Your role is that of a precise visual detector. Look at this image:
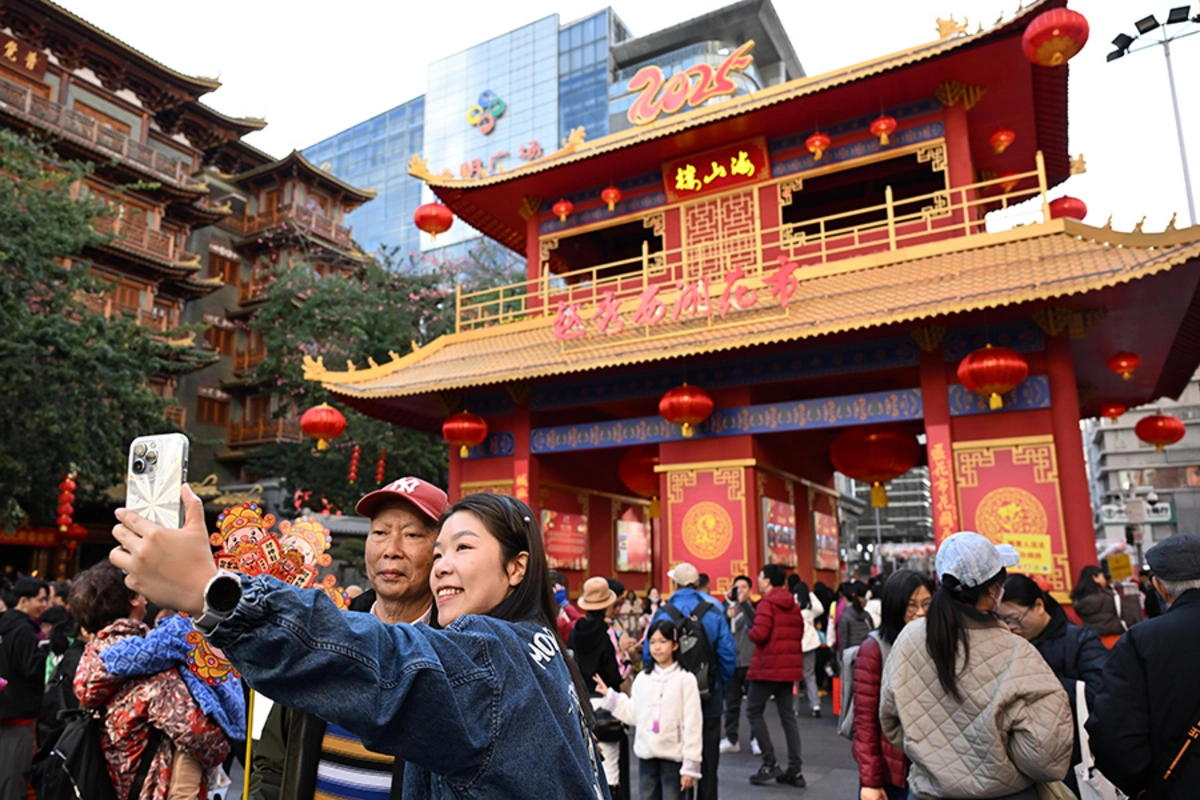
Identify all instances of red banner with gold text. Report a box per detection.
[664,466,749,597]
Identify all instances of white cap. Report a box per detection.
[667,562,700,588]
[936,532,1020,588]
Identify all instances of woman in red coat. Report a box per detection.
[853,569,932,800]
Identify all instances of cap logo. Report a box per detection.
[392,477,420,493]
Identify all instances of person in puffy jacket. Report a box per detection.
[1071,565,1141,639]
[880,533,1072,800]
[853,569,931,800]
[837,582,874,659]
[792,578,824,718]
[569,576,624,796]
[998,573,1108,797]
[745,564,805,788]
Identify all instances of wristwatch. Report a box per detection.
[192,570,243,635]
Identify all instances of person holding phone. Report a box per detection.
[111,488,610,799]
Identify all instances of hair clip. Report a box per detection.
[523,515,531,523]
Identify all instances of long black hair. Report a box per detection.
[1071,565,1106,602]
[879,569,933,645]
[1004,573,1062,616]
[925,568,1006,701]
[794,579,812,610]
[440,493,593,718]
[842,581,866,612]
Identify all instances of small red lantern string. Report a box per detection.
[601,186,622,212]
[1099,402,1126,420]
[348,445,361,484]
[806,132,831,161]
[57,472,78,533]
[870,115,898,146]
[375,448,387,486]
[989,129,1016,154]
[1107,352,1141,381]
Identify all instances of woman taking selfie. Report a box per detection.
[111,488,609,799]
[880,533,1072,799]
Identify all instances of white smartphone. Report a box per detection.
[126,433,189,528]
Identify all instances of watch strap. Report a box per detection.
[193,571,242,636]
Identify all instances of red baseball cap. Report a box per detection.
[355,477,449,525]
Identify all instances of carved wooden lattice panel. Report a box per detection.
[682,190,759,282]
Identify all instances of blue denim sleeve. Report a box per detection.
[205,575,494,784]
[101,613,189,677]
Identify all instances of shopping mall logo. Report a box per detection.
[466,90,506,135]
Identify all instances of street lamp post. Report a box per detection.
[1109,7,1200,226]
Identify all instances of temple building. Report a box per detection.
[306,1,1200,598]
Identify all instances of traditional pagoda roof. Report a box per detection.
[306,219,1200,427]
[409,0,1069,255]
[231,150,376,206]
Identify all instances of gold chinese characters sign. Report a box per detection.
[953,436,1073,599]
[2,32,47,79]
[662,136,771,203]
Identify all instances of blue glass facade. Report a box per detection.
[558,11,611,144]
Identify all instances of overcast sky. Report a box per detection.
[58,0,1200,230]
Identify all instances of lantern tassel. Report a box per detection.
[989,393,1004,410]
[317,438,329,451]
[871,483,888,508]
[1122,371,1133,381]
[607,200,616,211]
[460,445,469,458]
[880,132,890,146]
[1156,444,1166,453]
[682,423,693,438]
[649,497,661,518]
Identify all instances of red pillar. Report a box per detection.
[525,209,540,282]
[919,345,961,543]
[448,448,462,503]
[512,401,539,517]
[1045,332,1099,580]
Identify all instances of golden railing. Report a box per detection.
[455,153,1052,333]
[228,417,302,447]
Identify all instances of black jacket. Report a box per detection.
[1087,589,1200,798]
[0,609,47,719]
[568,614,621,698]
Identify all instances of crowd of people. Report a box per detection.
[1,472,1198,799]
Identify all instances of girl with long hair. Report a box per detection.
[879,533,1072,799]
[1071,564,1140,640]
[111,488,609,799]
[852,569,931,800]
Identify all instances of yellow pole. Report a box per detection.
[243,688,254,799]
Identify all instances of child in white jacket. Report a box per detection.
[595,619,703,799]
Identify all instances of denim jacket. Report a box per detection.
[206,576,610,799]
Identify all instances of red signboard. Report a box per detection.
[0,527,58,547]
[954,437,1073,598]
[665,467,749,597]
[762,497,797,568]
[1,33,47,79]
[928,429,960,543]
[616,515,652,573]
[541,509,589,571]
[813,511,840,572]
[662,137,771,203]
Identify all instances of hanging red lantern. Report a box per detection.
[659,383,714,438]
[63,523,87,541]
[413,202,454,240]
[59,477,76,494]
[552,199,573,222]
[998,171,1021,193]
[1108,352,1141,381]
[1135,414,1186,453]
[56,503,74,517]
[989,129,1016,155]
[1049,196,1087,221]
[618,445,660,517]
[829,427,921,508]
[443,411,488,458]
[869,115,898,146]
[1100,402,1127,421]
[376,447,387,485]
[300,403,347,450]
[957,344,1029,409]
[806,132,831,161]
[348,444,361,483]
[1022,8,1090,67]
[56,515,72,530]
[601,185,622,211]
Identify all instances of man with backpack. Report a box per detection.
[643,562,736,800]
[746,564,806,788]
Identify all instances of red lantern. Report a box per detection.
[552,199,574,222]
[56,504,74,517]
[1049,196,1087,221]
[59,492,75,505]
[300,403,347,450]
[618,445,660,516]
[59,478,76,493]
[601,185,622,212]
[443,411,488,458]
[998,171,1020,193]
[56,515,72,531]
[63,523,87,541]
[829,427,921,508]
[376,447,387,485]
[869,115,897,146]
[957,344,1029,409]
[659,383,714,438]
[1136,414,1186,453]
[413,202,454,240]
[989,129,1016,155]
[806,132,831,161]
[1108,352,1141,381]
[1100,402,1127,421]
[1022,8,1090,67]
[348,444,361,484]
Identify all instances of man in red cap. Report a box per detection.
[249,476,448,800]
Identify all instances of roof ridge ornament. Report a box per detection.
[936,15,969,40]
[1070,154,1087,175]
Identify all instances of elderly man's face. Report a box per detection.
[366,502,437,607]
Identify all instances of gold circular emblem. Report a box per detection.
[681,501,734,560]
[975,487,1048,542]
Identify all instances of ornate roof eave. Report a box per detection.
[90,240,204,279]
[231,150,376,203]
[304,218,1200,399]
[229,220,370,264]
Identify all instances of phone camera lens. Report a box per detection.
[132,459,147,474]
[146,450,158,464]
[133,443,147,457]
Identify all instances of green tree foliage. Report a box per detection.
[245,239,523,512]
[0,131,215,529]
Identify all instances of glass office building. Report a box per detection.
[306,1,799,264]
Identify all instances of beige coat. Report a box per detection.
[880,616,1072,799]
